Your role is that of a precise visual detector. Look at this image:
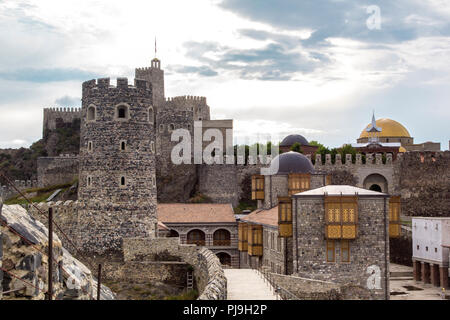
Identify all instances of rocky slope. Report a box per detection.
[0,202,115,300]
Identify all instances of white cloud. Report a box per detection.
[0,0,449,149]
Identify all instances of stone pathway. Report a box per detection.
[224,269,278,300]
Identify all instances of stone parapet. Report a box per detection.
[123,238,227,300]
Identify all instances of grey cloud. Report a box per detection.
[219,0,450,45]
[181,38,329,81]
[0,68,99,83]
[169,65,219,77]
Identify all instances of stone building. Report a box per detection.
[356,116,440,152]
[279,134,318,156]
[412,217,449,289]
[77,77,158,256]
[240,206,293,275]
[157,203,239,267]
[352,113,401,159]
[239,151,328,271]
[292,185,391,300]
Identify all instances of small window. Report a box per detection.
[148,107,154,122]
[159,124,164,133]
[87,106,96,121]
[169,123,175,132]
[118,107,126,118]
[120,176,126,186]
[426,246,428,251]
[435,248,437,253]
[116,104,129,120]
[341,240,350,262]
[120,141,126,151]
[417,245,419,250]
[187,124,191,130]
[87,176,92,187]
[326,240,335,262]
[88,141,93,152]
[150,141,155,153]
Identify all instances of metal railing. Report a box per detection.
[256,266,300,300]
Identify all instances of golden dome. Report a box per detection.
[359,118,411,139]
[399,146,406,153]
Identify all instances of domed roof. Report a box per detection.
[268,151,314,175]
[359,118,411,138]
[280,134,309,147]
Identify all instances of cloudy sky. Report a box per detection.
[0,0,449,149]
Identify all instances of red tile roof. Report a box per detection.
[241,206,278,227]
[157,203,236,223]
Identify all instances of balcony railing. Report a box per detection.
[213,239,231,246]
[187,239,205,246]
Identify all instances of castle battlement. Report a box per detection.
[166,95,207,103]
[44,107,81,113]
[307,153,397,167]
[82,77,150,92]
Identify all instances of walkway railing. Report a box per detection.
[256,266,300,300]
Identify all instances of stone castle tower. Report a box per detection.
[135,58,165,107]
[77,77,158,255]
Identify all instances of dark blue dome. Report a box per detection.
[280,134,309,147]
[268,151,314,175]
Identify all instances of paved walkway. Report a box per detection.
[224,269,278,300]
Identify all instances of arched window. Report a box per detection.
[88,141,93,152]
[148,107,154,122]
[87,106,96,121]
[169,123,175,132]
[120,176,126,186]
[87,176,92,187]
[213,229,231,246]
[120,141,126,151]
[187,229,205,246]
[159,124,164,133]
[115,104,129,120]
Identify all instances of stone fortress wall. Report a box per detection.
[43,107,81,134]
[37,154,79,187]
[1,180,38,200]
[122,237,227,300]
[305,151,450,217]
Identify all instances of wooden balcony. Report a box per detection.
[187,239,206,246]
[213,239,231,246]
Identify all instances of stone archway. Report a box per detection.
[169,229,179,237]
[216,252,231,266]
[363,173,388,193]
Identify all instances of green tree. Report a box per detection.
[290,142,303,153]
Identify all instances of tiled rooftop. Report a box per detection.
[157,203,236,223]
[241,206,278,227]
